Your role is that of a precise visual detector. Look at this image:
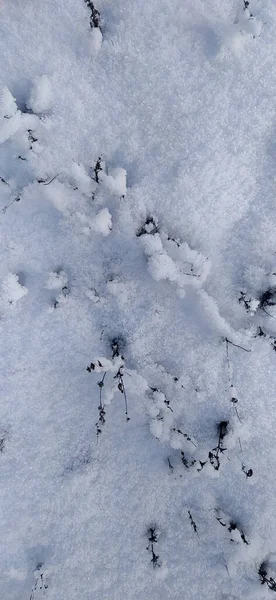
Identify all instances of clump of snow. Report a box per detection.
[0,86,21,144]
[85,288,100,303]
[100,167,127,196]
[27,75,52,114]
[239,6,262,38]
[141,232,163,255]
[0,87,17,118]
[148,252,178,282]
[147,389,174,444]
[2,274,28,305]
[71,162,96,197]
[91,207,112,236]
[46,270,68,290]
[197,288,247,344]
[76,208,112,236]
[141,231,210,289]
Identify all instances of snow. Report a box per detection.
[91,207,112,236]
[1,87,17,118]
[2,273,28,305]
[99,167,127,196]
[46,270,68,290]
[88,27,103,55]
[1,0,276,599]
[27,75,52,114]
[71,162,96,197]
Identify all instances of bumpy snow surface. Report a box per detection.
[1,1,276,599]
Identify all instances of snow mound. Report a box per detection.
[100,167,127,196]
[27,75,52,114]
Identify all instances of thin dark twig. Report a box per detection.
[1,196,20,214]
[188,510,200,538]
[262,307,276,321]
[225,338,251,352]
[38,174,59,186]
[99,371,107,408]
[225,339,242,422]
[172,427,197,447]
[117,368,129,421]
[224,563,230,577]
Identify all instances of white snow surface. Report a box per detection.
[1,1,276,599]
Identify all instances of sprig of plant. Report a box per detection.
[29,563,48,600]
[96,372,107,439]
[225,339,242,422]
[172,427,197,447]
[93,156,102,183]
[216,511,249,545]
[1,195,20,214]
[114,365,130,422]
[259,561,276,591]
[84,1,101,29]
[27,129,38,150]
[188,510,199,538]
[146,527,161,568]
[259,287,276,320]
[208,421,229,471]
[242,463,253,478]
[181,451,196,469]
[136,217,158,237]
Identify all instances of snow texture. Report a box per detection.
[0,1,276,599]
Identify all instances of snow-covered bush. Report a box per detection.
[87,339,130,438]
